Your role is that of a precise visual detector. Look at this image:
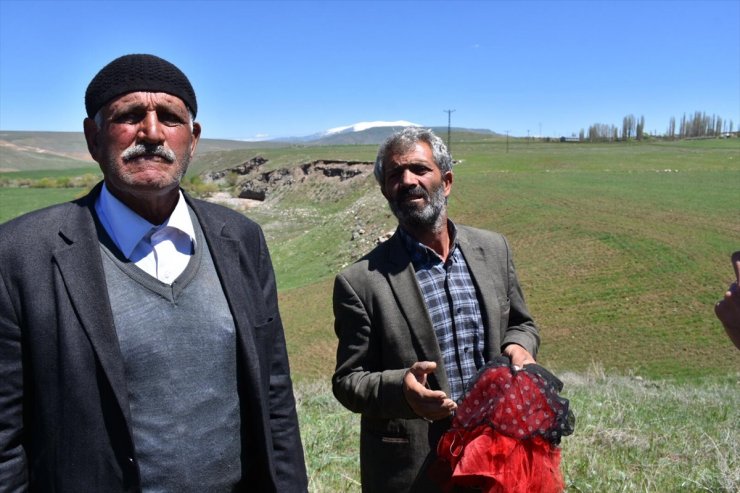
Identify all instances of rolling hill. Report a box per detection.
[0,122,503,172]
[3,129,738,493]
[1,131,739,382]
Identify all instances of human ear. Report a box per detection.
[443,171,454,196]
[83,118,101,162]
[189,122,202,156]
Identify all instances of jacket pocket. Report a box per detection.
[381,436,410,444]
[362,416,414,445]
[360,418,428,492]
[253,316,279,345]
[252,316,280,381]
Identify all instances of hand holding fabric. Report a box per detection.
[432,357,575,493]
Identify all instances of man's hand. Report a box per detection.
[715,251,740,350]
[403,361,457,422]
[503,343,536,368]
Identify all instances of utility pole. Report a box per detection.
[505,130,510,153]
[444,109,456,154]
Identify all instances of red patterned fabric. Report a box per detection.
[432,358,574,493]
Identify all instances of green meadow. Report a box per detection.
[266,139,740,381]
[1,137,738,491]
[0,186,89,222]
[268,138,740,491]
[297,368,738,492]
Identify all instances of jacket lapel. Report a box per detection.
[384,232,450,395]
[54,188,131,422]
[187,199,263,395]
[456,228,500,361]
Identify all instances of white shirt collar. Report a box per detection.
[95,183,196,260]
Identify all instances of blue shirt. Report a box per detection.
[399,223,485,402]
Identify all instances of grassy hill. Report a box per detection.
[267,138,740,381]
[2,134,739,491]
[1,136,738,381]
[0,130,290,172]
[0,131,92,171]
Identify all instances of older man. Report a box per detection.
[332,127,540,492]
[0,54,307,492]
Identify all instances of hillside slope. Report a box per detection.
[2,135,739,380]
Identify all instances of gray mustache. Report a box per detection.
[398,187,428,201]
[121,144,176,163]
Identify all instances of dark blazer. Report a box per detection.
[0,184,308,492]
[332,225,539,493]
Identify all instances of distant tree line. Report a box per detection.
[580,112,734,143]
[668,112,734,139]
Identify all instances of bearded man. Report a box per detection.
[0,54,307,492]
[332,127,540,492]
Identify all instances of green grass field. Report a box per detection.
[3,139,737,378]
[271,140,739,491]
[0,187,89,222]
[297,369,739,492]
[270,139,740,381]
[2,137,739,492]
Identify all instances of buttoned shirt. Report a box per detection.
[95,184,196,284]
[399,223,485,402]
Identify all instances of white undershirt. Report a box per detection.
[95,183,196,284]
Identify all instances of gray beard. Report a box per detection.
[389,184,447,233]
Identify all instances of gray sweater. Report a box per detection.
[99,213,241,492]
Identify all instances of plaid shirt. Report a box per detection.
[399,223,485,402]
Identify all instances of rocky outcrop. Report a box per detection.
[299,160,372,181]
[206,156,268,181]
[206,157,374,202]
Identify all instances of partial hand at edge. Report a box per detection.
[715,251,740,350]
[402,361,457,422]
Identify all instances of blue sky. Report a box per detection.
[1,0,738,140]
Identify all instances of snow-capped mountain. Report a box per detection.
[267,120,424,144]
[247,121,497,145]
[323,120,421,136]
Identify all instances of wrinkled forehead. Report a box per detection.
[386,141,434,165]
[101,91,190,115]
[383,138,417,162]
